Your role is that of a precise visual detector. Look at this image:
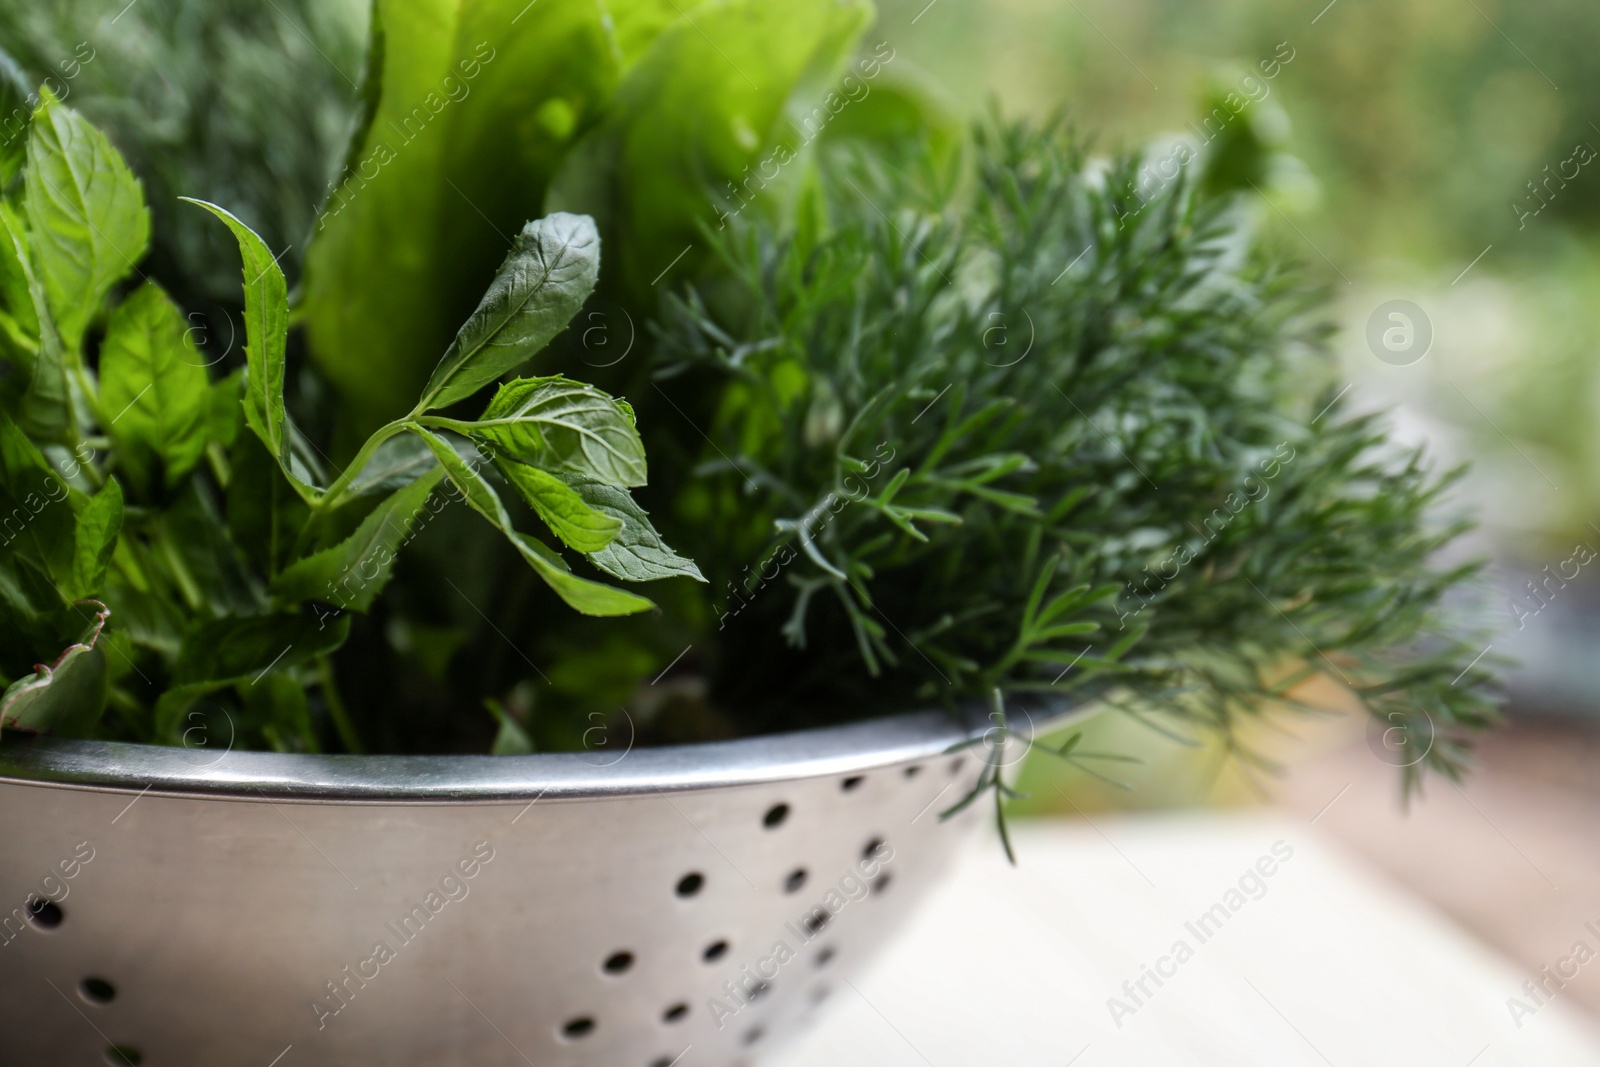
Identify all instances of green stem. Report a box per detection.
[318,657,363,754]
[313,418,411,514]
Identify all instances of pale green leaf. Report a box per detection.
[179,198,303,492]
[469,374,647,487]
[23,90,149,351]
[417,213,600,413]
[0,600,108,735]
[568,479,703,583]
[409,425,652,616]
[498,460,620,554]
[99,281,211,488]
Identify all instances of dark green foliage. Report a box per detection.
[641,119,1497,793]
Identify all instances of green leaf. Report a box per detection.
[548,0,870,297]
[66,478,121,600]
[468,375,647,487]
[0,199,68,441]
[23,90,149,351]
[273,467,446,610]
[179,198,309,495]
[0,600,108,735]
[301,0,645,430]
[568,479,704,583]
[99,281,211,489]
[0,414,78,584]
[410,425,652,616]
[497,461,620,554]
[486,698,534,755]
[172,612,351,688]
[0,47,34,186]
[348,432,437,497]
[510,529,658,617]
[417,213,600,413]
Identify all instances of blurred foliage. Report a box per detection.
[0,0,367,306]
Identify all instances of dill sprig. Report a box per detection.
[643,118,1498,824]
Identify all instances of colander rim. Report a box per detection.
[0,702,1080,804]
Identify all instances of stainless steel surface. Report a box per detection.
[0,708,1010,1066]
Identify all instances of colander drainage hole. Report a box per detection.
[676,872,705,898]
[104,1046,141,1066]
[27,898,63,929]
[903,764,922,778]
[603,951,634,975]
[703,939,730,963]
[743,1025,765,1046]
[783,868,807,893]
[650,1058,674,1067]
[814,945,836,968]
[872,873,893,895]
[861,837,885,861]
[840,775,864,792]
[663,1002,689,1023]
[801,910,830,936]
[561,1016,596,1040]
[949,756,966,775]
[81,978,116,1004]
[762,803,789,829]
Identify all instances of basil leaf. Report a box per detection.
[497,460,620,554]
[180,198,315,497]
[0,200,68,441]
[417,213,600,413]
[0,47,33,186]
[66,478,121,600]
[568,479,704,583]
[410,425,652,616]
[273,466,446,611]
[0,600,108,735]
[161,479,265,617]
[469,374,646,488]
[24,90,149,351]
[99,281,211,489]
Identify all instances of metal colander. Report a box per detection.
[0,707,1007,1066]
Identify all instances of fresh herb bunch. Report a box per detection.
[0,94,696,749]
[632,120,1496,795]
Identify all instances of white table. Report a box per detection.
[768,812,1600,1066]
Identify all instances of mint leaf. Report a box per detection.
[410,425,653,616]
[498,461,620,554]
[0,601,109,735]
[24,91,150,351]
[66,479,122,600]
[180,198,310,496]
[568,480,704,583]
[417,213,601,413]
[348,432,438,497]
[99,281,211,489]
[469,374,647,488]
[273,467,445,611]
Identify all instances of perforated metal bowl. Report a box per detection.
[0,706,1010,1066]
